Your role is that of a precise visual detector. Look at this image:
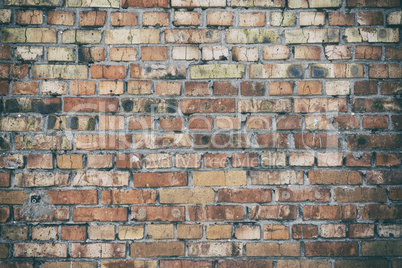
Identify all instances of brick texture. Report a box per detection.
[0,0,400,266]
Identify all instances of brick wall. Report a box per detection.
[0,0,401,267]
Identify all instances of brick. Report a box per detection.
[79,47,105,62]
[349,224,374,238]
[12,82,37,95]
[133,172,187,187]
[193,171,246,186]
[0,10,12,23]
[0,207,10,222]
[277,115,301,129]
[361,204,401,220]
[160,188,214,204]
[250,64,304,79]
[13,243,67,258]
[189,206,244,221]
[0,191,27,205]
[285,29,339,43]
[195,133,243,149]
[357,11,383,25]
[206,225,232,240]
[66,0,119,7]
[289,152,314,166]
[246,116,271,130]
[202,46,229,61]
[166,30,219,44]
[232,152,258,167]
[321,224,346,238]
[378,224,402,238]
[239,99,291,113]
[102,189,156,204]
[204,153,227,168]
[263,225,289,240]
[333,116,359,130]
[102,261,155,268]
[239,12,265,27]
[48,11,74,25]
[73,171,129,186]
[218,189,271,203]
[143,12,169,26]
[189,243,241,257]
[182,99,235,113]
[345,28,399,43]
[334,260,388,268]
[131,64,186,80]
[271,12,296,26]
[235,226,260,240]
[278,261,330,268]
[295,46,321,60]
[232,0,284,7]
[309,170,362,185]
[174,11,200,26]
[276,187,330,202]
[80,11,106,27]
[99,115,124,130]
[105,29,160,44]
[172,0,226,7]
[57,155,83,169]
[177,224,203,239]
[377,153,401,166]
[128,116,153,130]
[191,65,244,79]
[385,47,402,60]
[33,65,87,79]
[292,225,318,239]
[141,47,167,61]
[227,29,280,43]
[147,224,174,240]
[250,170,303,185]
[70,81,96,95]
[347,134,401,150]
[63,30,102,44]
[246,243,300,257]
[354,81,377,95]
[89,225,115,240]
[305,242,358,257]
[317,152,343,166]
[76,135,132,150]
[156,82,181,96]
[175,154,201,168]
[387,11,402,25]
[122,0,168,7]
[131,242,185,257]
[356,45,382,60]
[329,12,354,26]
[263,46,289,60]
[346,153,372,167]
[48,190,97,205]
[71,243,125,258]
[362,241,402,256]
[2,28,56,43]
[325,45,351,60]
[289,0,341,8]
[367,170,402,185]
[214,81,237,95]
[0,64,29,79]
[303,205,357,220]
[73,208,127,222]
[118,225,144,240]
[2,225,28,240]
[295,133,339,149]
[249,205,297,220]
[207,11,233,26]
[232,47,258,62]
[32,226,58,240]
[172,46,199,60]
[185,82,209,96]
[15,172,69,187]
[16,10,42,25]
[300,12,325,26]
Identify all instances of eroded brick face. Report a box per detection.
[0,0,401,265]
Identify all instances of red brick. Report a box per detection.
[141,47,168,61]
[48,190,97,205]
[133,172,187,187]
[349,224,375,238]
[361,205,402,220]
[218,189,271,203]
[329,12,354,26]
[189,206,244,221]
[73,208,127,222]
[102,189,156,204]
[376,153,401,166]
[189,116,213,130]
[303,205,357,220]
[71,243,125,258]
[249,205,297,220]
[357,11,383,25]
[111,12,137,26]
[305,242,358,257]
[240,81,265,96]
[91,65,125,79]
[213,81,237,95]
[79,11,106,27]
[269,81,293,95]
[354,81,377,95]
[346,153,372,167]
[61,226,86,241]
[131,242,184,258]
[161,261,213,268]
[277,115,301,130]
[292,225,318,239]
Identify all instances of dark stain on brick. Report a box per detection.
[47,115,57,129]
[357,137,368,146]
[378,29,387,38]
[67,116,79,130]
[287,65,304,78]
[350,65,359,76]
[5,99,19,113]
[78,48,91,62]
[122,99,133,112]
[201,135,211,145]
[166,100,177,113]
[87,117,95,130]
[0,137,10,150]
[311,66,328,78]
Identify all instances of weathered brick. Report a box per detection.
[305,242,358,257]
[189,206,244,221]
[71,243,125,258]
[193,171,246,186]
[285,29,339,43]
[189,243,241,257]
[292,225,318,239]
[2,28,56,43]
[271,12,296,26]
[73,171,129,186]
[227,29,279,43]
[73,208,127,222]
[206,225,232,240]
[303,205,357,220]
[250,64,304,78]
[14,243,67,258]
[246,243,300,257]
[249,205,297,220]
[131,242,184,257]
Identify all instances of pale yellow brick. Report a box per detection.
[118,225,144,240]
[345,28,399,43]
[193,171,247,186]
[42,81,67,95]
[174,11,200,26]
[0,9,12,23]
[62,30,102,44]
[300,12,325,26]
[202,46,229,61]
[160,188,215,204]
[105,29,160,44]
[227,29,279,43]
[147,224,174,240]
[2,28,56,43]
[285,29,340,43]
[89,225,115,240]
[16,46,43,61]
[232,47,258,62]
[32,65,88,80]
[271,12,296,27]
[172,46,199,60]
[191,64,245,79]
[48,47,74,62]
[326,81,350,95]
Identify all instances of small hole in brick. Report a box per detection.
[31,195,41,204]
